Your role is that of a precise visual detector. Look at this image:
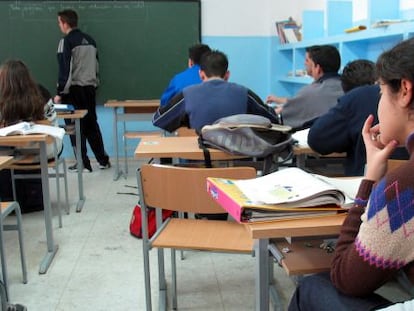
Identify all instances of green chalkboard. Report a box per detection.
[0,1,201,103]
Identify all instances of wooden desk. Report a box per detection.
[293,144,346,169]
[57,110,87,212]
[105,100,160,180]
[0,135,58,274]
[246,214,346,311]
[292,128,346,169]
[0,156,13,170]
[135,136,247,161]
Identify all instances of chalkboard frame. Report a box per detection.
[0,0,202,103]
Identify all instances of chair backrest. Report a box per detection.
[139,164,256,214]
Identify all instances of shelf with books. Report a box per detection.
[273,21,414,97]
[275,17,301,45]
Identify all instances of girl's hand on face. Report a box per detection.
[362,115,398,181]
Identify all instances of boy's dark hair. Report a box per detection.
[200,50,228,78]
[340,59,376,92]
[58,9,78,28]
[189,44,211,65]
[306,45,341,74]
[376,37,414,95]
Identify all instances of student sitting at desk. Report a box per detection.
[153,50,279,133]
[160,43,211,107]
[0,59,62,159]
[308,59,409,176]
[288,37,414,311]
[266,45,344,130]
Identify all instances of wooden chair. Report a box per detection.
[138,164,257,310]
[0,201,27,301]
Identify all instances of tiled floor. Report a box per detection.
[1,159,296,311]
[2,159,412,310]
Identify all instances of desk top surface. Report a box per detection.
[0,133,49,144]
[104,99,160,108]
[56,109,87,119]
[135,136,248,161]
[293,144,346,157]
[246,213,346,239]
[0,156,13,169]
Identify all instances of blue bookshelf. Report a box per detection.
[272,0,409,97]
[327,1,353,36]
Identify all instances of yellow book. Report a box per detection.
[206,168,356,223]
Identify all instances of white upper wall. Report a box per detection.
[202,0,323,37]
[354,0,414,22]
[402,0,414,9]
[201,0,272,36]
[201,0,414,37]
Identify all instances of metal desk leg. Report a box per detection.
[39,142,58,274]
[296,154,306,169]
[255,238,270,311]
[112,107,124,180]
[75,118,86,212]
[156,209,167,311]
[122,117,128,177]
[268,243,284,311]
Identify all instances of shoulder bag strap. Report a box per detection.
[197,135,212,168]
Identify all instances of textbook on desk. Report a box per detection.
[0,122,65,140]
[207,167,361,223]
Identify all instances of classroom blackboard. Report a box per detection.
[0,1,201,103]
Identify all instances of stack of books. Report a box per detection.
[54,104,75,114]
[276,17,301,44]
[207,167,361,223]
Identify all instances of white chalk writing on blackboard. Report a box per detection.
[9,2,145,18]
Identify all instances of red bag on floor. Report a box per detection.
[129,204,174,238]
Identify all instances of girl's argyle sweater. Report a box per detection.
[331,133,414,296]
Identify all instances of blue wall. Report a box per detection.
[202,36,272,99]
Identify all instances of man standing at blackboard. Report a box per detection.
[54,9,110,172]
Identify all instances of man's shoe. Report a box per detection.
[99,161,111,169]
[68,163,77,171]
[68,163,92,173]
[7,303,27,311]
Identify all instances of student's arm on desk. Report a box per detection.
[152,93,188,132]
